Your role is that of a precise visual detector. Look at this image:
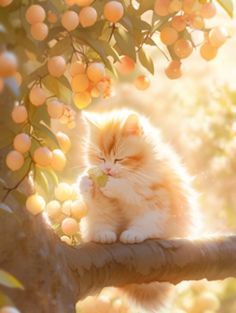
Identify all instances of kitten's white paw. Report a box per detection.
[120,229,147,243]
[92,230,117,243]
[79,175,94,198]
[100,176,119,198]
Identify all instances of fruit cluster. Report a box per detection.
[155,0,229,79]
[26,182,87,244]
[70,61,112,109]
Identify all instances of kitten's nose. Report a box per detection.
[104,167,112,175]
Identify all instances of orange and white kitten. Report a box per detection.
[78,109,200,312]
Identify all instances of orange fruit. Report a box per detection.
[174,38,193,58]
[200,42,218,61]
[171,15,186,32]
[13,133,31,153]
[0,0,13,6]
[73,92,91,109]
[154,0,170,16]
[134,75,150,90]
[168,0,182,13]
[26,193,45,215]
[103,1,124,23]
[71,199,88,219]
[56,132,71,153]
[116,55,135,75]
[71,74,89,92]
[47,100,64,119]
[47,56,66,78]
[61,10,79,31]
[25,4,46,24]
[31,22,48,41]
[74,0,94,6]
[29,86,46,106]
[79,6,97,27]
[70,61,86,76]
[209,27,228,48]
[11,106,28,124]
[6,150,24,171]
[55,182,73,201]
[200,2,216,19]
[33,147,52,167]
[160,26,178,45]
[61,217,78,235]
[46,200,61,219]
[165,60,182,79]
[51,149,67,171]
[86,62,105,82]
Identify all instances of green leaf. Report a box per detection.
[0,203,13,214]
[42,75,71,104]
[0,270,24,290]
[217,0,234,17]
[138,0,155,13]
[0,291,13,307]
[41,168,58,187]
[49,37,72,57]
[34,121,59,150]
[114,28,136,61]
[138,48,154,74]
[35,168,49,193]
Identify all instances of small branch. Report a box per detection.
[108,24,116,43]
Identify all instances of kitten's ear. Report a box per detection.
[123,114,142,136]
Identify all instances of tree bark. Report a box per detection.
[1,200,236,313]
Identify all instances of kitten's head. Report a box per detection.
[82,110,155,180]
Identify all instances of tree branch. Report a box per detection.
[66,235,236,300]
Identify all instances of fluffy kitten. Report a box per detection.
[78,109,200,312]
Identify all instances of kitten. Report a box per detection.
[78,109,200,312]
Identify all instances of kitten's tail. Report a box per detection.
[120,282,174,313]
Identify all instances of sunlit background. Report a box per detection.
[53,5,236,313]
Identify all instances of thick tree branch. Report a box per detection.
[67,234,236,300]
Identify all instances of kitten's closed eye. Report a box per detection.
[98,156,105,162]
[114,158,124,163]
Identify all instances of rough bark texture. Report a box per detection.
[1,201,236,313]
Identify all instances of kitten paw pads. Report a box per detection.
[120,230,147,243]
[92,230,117,243]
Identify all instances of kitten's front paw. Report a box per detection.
[92,230,117,243]
[100,176,119,199]
[120,229,147,243]
[79,175,94,198]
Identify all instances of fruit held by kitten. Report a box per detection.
[88,167,108,187]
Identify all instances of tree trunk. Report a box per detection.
[1,200,236,313]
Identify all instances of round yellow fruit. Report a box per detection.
[174,38,193,58]
[6,150,24,171]
[61,200,72,215]
[0,0,13,7]
[73,92,91,109]
[79,6,97,27]
[70,61,86,76]
[33,147,52,167]
[0,306,21,313]
[61,217,78,235]
[87,62,105,83]
[54,182,73,201]
[26,193,45,215]
[31,22,48,41]
[51,149,66,171]
[46,200,61,219]
[71,74,89,92]
[56,132,71,153]
[64,0,76,6]
[29,86,46,106]
[71,199,88,219]
[116,55,135,75]
[0,51,18,77]
[165,60,182,79]
[154,0,170,16]
[168,0,182,13]
[47,56,66,78]
[195,292,220,311]
[103,1,124,23]
[200,42,218,61]
[60,235,72,245]
[47,100,64,119]
[13,133,31,153]
[61,10,79,31]
[209,27,228,48]
[134,75,150,90]
[25,4,46,24]
[74,0,94,6]
[11,106,28,124]
[200,2,216,19]
[171,15,186,32]
[160,26,178,45]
